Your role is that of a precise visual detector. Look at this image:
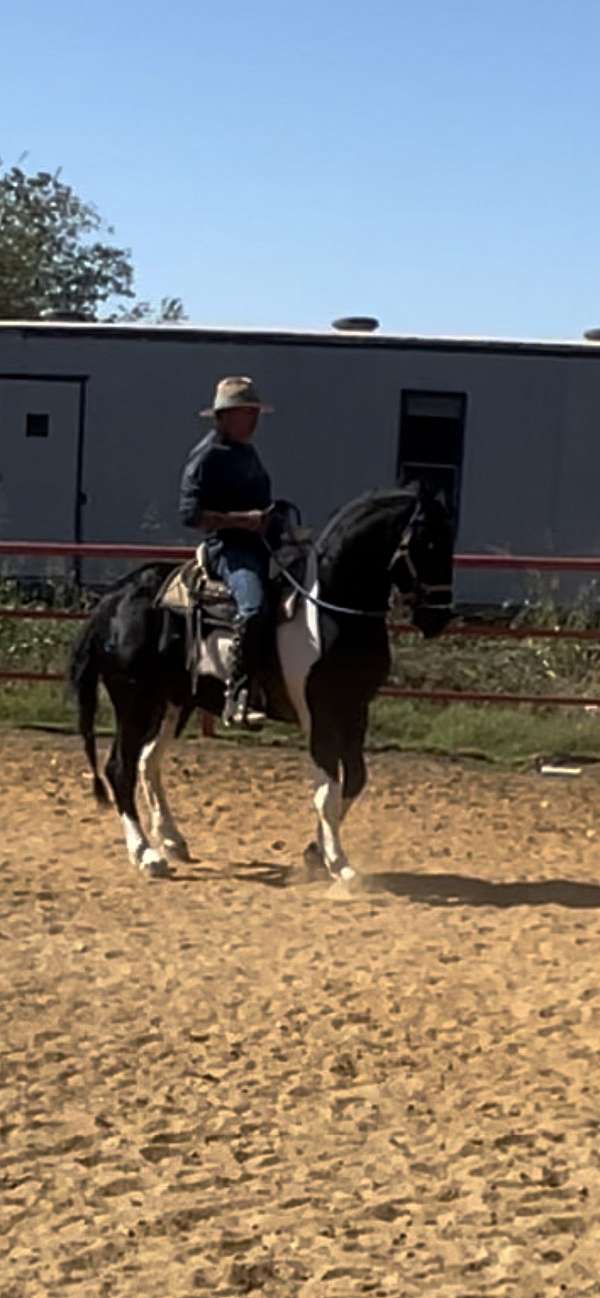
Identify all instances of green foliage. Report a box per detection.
[0,581,76,671]
[389,576,600,699]
[2,575,600,766]
[0,163,185,323]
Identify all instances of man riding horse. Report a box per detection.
[179,375,279,731]
[72,471,454,880]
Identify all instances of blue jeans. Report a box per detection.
[212,542,269,619]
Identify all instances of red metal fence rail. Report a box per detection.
[3,540,600,572]
[2,539,600,572]
[2,541,600,709]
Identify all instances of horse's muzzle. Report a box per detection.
[412,600,453,640]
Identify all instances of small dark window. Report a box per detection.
[26,413,49,438]
[397,390,467,533]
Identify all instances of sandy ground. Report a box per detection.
[2,730,600,1297]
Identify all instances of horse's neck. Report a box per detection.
[317,504,400,612]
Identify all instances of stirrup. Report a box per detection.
[222,686,265,732]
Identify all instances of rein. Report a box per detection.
[264,500,451,618]
[265,538,391,619]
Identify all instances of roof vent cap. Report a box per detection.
[331,315,380,333]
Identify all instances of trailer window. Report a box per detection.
[26,413,50,438]
[396,390,466,531]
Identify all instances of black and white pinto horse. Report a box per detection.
[70,486,454,883]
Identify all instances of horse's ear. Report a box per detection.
[416,480,448,511]
[408,477,433,507]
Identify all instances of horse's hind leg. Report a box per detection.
[105,698,170,878]
[138,702,189,862]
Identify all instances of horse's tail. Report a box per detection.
[68,618,110,807]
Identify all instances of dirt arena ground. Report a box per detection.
[2,730,600,1297]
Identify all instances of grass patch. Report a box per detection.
[0,682,77,729]
[368,698,600,766]
[6,683,599,772]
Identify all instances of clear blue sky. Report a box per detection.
[3,0,600,338]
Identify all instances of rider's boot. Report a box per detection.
[222,614,266,730]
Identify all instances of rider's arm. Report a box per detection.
[179,439,271,533]
[199,509,268,534]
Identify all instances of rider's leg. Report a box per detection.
[213,546,268,728]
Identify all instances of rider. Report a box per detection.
[179,375,274,729]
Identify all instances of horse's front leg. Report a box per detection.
[305,702,368,881]
[312,768,356,881]
[138,703,190,862]
[308,714,356,880]
[303,792,355,874]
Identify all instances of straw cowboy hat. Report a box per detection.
[200,375,274,417]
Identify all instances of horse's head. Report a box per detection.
[389,487,454,639]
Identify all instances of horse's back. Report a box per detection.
[73,563,177,678]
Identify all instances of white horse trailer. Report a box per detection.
[1,319,600,605]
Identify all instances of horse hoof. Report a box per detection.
[327,868,362,900]
[139,850,171,879]
[163,838,190,863]
[326,863,361,896]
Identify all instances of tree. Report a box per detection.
[0,164,186,323]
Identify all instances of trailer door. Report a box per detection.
[0,378,84,541]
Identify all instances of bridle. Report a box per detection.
[265,500,452,618]
[389,521,419,584]
[388,507,453,612]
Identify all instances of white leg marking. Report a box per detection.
[120,813,170,877]
[121,811,148,863]
[138,704,189,860]
[305,793,355,872]
[313,766,355,881]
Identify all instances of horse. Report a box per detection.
[69,485,454,883]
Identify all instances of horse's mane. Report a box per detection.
[315,486,420,558]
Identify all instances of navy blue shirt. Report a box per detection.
[179,429,272,552]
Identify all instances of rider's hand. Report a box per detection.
[244,509,270,533]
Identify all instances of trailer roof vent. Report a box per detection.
[584,327,600,341]
[41,310,92,322]
[331,315,380,333]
